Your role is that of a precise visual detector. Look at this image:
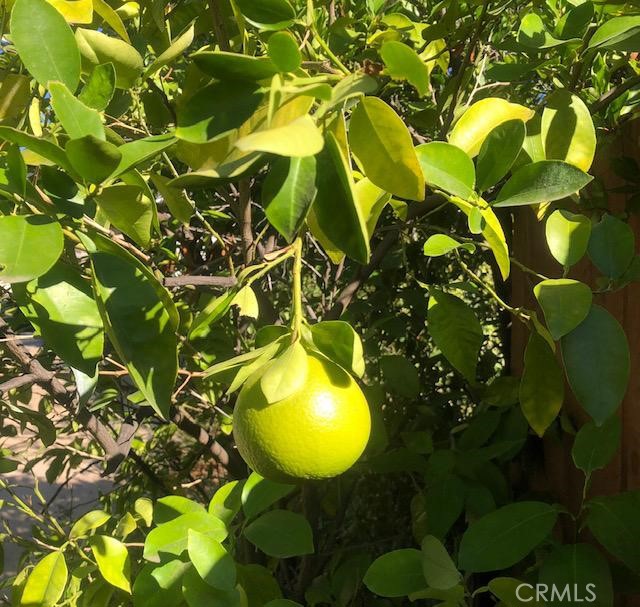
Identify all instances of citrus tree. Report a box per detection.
[1,0,639,605]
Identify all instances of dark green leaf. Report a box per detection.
[427,289,483,383]
[380,354,419,398]
[587,214,635,279]
[268,32,302,72]
[561,305,629,425]
[114,133,176,177]
[244,510,313,558]
[458,502,558,572]
[416,142,476,199]
[194,51,278,81]
[79,63,116,111]
[533,278,592,340]
[572,416,621,477]
[65,135,121,183]
[588,16,640,51]
[235,0,295,30]
[363,549,426,597]
[476,120,525,192]
[11,0,80,91]
[421,536,461,590]
[494,160,593,207]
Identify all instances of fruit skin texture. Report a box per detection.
[233,352,371,483]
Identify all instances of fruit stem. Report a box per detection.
[291,237,303,341]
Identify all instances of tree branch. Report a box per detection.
[163,275,237,288]
[591,74,640,114]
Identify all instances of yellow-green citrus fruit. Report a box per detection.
[233,353,371,483]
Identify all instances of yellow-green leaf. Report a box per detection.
[235,115,324,157]
[19,552,68,607]
[89,535,132,593]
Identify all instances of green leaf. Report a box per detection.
[520,331,564,437]
[235,115,324,157]
[208,480,244,526]
[310,321,365,378]
[95,184,154,247]
[416,142,475,199]
[0,127,73,173]
[494,160,593,207]
[235,0,295,30]
[572,416,621,477]
[11,0,80,91]
[517,13,574,48]
[380,41,430,96]
[354,177,391,237]
[65,135,121,183]
[134,497,154,527]
[533,279,592,340]
[79,62,116,111]
[189,290,238,340]
[539,544,613,607]
[49,81,104,140]
[176,81,263,144]
[265,601,303,607]
[476,120,526,192]
[585,491,640,571]
[349,97,425,201]
[458,501,558,572]
[241,472,295,519]
[143,511,227,562]
[317,73,378,118]
[542,90,596,172]
[19,552,68,607]
[133,560,190,607]
[188,530,236,590]
[231,285,259,319]
[363,549,427,597]
[75,28,143,89]
[268,32,302,72]
[69,510,111,539]
[423,234,476,256]
[154,496,205,524]
[114,133,177,177]
[449,98,534,157]
[427,289,483,383]
[13,264,103,379]
[310,132,370,264]
[587,214,635,279]
[561,305,630,425]
[421,536,461,590]
[182,567,242,607]
[557,2,595,40]
[488,577,541,606]
[193,51,278,81]
[89,536,131,593]
[260,341,308,403]
[262,155,317,242]
[588,16,640,51]
[144,23,195,78]
[244,509,313,558]
[84,233,179,418]
[380,354,420,399]
[150,173,193,224]
[545,209,591,267]
[0,215,63,283]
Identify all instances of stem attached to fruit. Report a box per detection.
[291,237,303,341]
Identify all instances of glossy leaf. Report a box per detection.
[587,214,635,279]
[310,321,365,377]
[19,551,68,607]
[114,133,177,177]
[0,127,73,173]
[268,32,302,72]
[79,62,116,111]
[95,184,154,247]
[520,331,564,437]
[208,480,244,526]
[49,81,104,140]
[363,549,426,597]
[545,209,591,267]
[176,81,263,144]
[89,536,131,593]
[416,142,475,199]
[354,177,391,237]
[145,24,195,78]
[84,233,178,418]
[349,97,425,201]
[154,496,205,524]
[572,416,621,477]
[69,510,111,539]
[235,115,324,157]
[11,0,80,91]
[518,13,573,48]
[585,491,640,571]
[427,289,483,383]
[458,501,557,572]
[182,566,242,607]
[317,73,378,118]
[449,98,534,157]
[542,90,596,172]
[263,155,317,242]
[561,305,630,425]
[75,28,143,89]
[534,279,592,340]
[132,560,190,607]
[421,536,460,590]
[188,530,236,590]
[93,0,131,42]
[235,0,295,30]
[494,160,593,207]
[193,51,278,81]
[380,41,430,96]
[310,132,370,263]
[241,472,295,519]
[65,135,121,183]
[539,544,613,607]
[260,341,308,403]
[476,120,526,192]
[588,16,640,51]
[0,216,63,283]
[244,510,313,558]
[13,262,104,377]
[423,234,476,256]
